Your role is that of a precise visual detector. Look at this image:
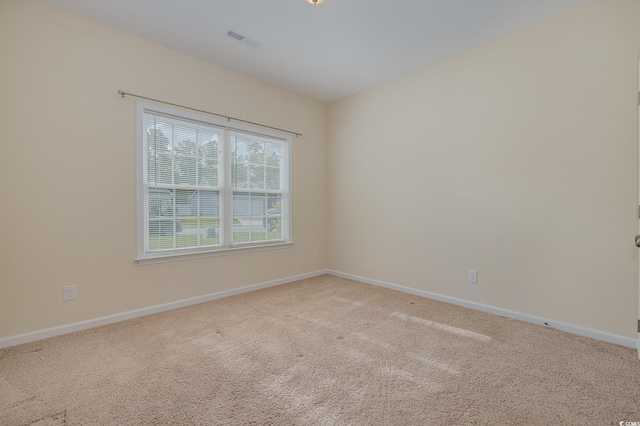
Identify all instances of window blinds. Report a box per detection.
[142,110,287,256]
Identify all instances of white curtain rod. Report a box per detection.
[117,90,302,137]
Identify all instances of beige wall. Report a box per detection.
[328,0,640,338]
[0,0,328,339]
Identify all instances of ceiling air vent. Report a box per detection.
[226,30,262,50]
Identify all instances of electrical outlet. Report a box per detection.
[468,270,478,283]
[63,285,76,301]
[312,249,318,259]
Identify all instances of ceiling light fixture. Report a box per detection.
[306,0,325,4]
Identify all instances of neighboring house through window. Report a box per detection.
[136,102,291,264]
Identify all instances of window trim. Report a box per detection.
[135,101,293,264]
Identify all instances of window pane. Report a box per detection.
[156,153,173,185]
[198,130,219,157]
[148,233,174,251]
[265,194,282,239]
[265,143,280,190]
[175,156,197,185]
[265,143,280,159]
[233,192,250,221]
[199,190,220,217]
[250,222,266,241]
[266,166,280,190]
[146,125,172,185]
[250,193,267,216]
[175,189,198,249]
[198,162,217,187]
[174,189,194,216]
[198,130,219,187]
[199,190,220,247]
[174,125,196,149]
[232,139,249,189]
[147,155,156,186]
[250,166,265,189]
[267,194,281,210]
[231,192,282,244]
[173,126,196,186]
[147,188,175,251]
[232,192,249,243]
[247,140,264,166]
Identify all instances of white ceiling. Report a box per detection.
[43,0,592,104]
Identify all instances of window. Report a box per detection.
[136,102,291,264]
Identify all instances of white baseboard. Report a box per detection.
[329,270,638,349]
[0,269,330,349]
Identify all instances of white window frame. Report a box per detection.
[136,101,292,265]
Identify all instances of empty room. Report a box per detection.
[1,0,640,424]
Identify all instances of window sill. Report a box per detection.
[136,242,293,265]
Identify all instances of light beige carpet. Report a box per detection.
[1,274,639,425]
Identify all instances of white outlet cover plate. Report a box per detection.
[63,285,77,301]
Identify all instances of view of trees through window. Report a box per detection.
[143,113,286,253]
